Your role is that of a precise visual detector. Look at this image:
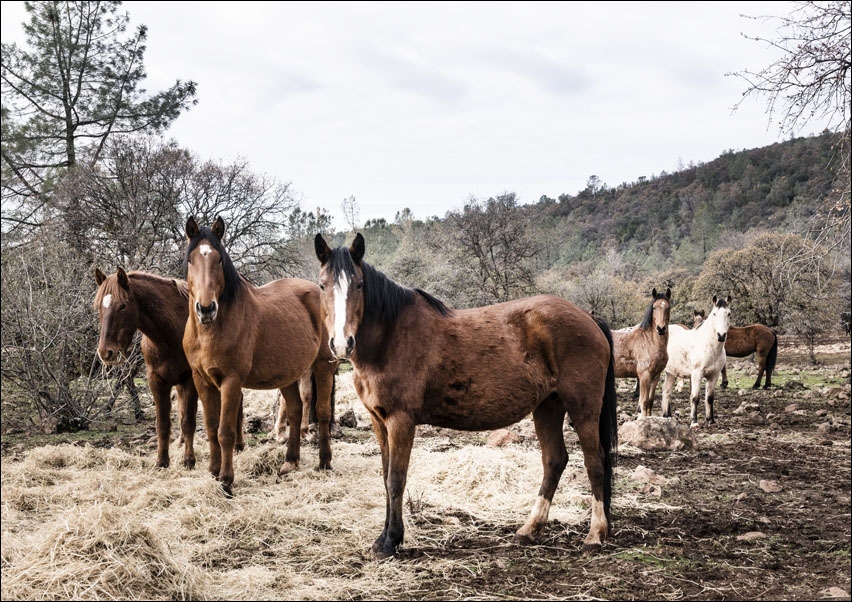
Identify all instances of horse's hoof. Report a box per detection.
[513,532,536,546]
[219,482,234,498]
[235,442,246,453]
[317,462,333,471]
[278,461,299,475]
[183,458,196,470]
[690,422,700,429]
[581,542,603,556]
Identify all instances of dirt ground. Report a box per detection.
[2,335,850,600]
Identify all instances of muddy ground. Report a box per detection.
[2,335,850,600]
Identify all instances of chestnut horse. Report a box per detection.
[692,312,778,390]
[661,296,731,426]
[315,233,618,559]
[93,268,228,469]
[183,216,338,495]
[613,288,671,417]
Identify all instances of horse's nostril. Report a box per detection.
[346,336,355,353]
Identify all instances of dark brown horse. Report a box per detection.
[183,216,338,495]
[315,233,618,559]
[93,268,234,469]
[692,312,778,389]
[613,288,671,417]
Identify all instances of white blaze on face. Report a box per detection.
[333,271,350,354]
[199,244,213,256]
[102,294,113,309]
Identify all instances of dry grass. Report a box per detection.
[1,372,601,601]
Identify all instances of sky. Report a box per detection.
[0,1,835,231]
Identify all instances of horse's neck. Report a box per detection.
[131,275,187,348]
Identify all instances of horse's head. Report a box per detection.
[651,288,672,336]
[708,295,732,342]
[692,309,706,328]
[184,215,232,325]
[93,267,139,365]
[315,232,365,360]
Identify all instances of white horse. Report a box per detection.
[661,296,731,426]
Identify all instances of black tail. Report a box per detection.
[593,316,619,525]
[765,331,779,381]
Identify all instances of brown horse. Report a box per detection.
[613,288,671,417]
[94,268,222,469]
[315,233,618,559]
[183,216,338,495]
[692,312,778,389]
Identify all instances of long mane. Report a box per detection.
[183,226,246,306]
[326,245,451,327]
[637,290,668,331]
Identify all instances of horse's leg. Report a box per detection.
[147,372,172,469]
[175,380,198,469]
[661,371,675,418]
[637,371,655,418]
[753,354,765,389]
[216,377,243,495]
[235,392,245,452]
[688,372,702,427]
[368,413,391,555]
[374,413,415,559]
[274,391,288,444]
[570,404,610,552]
[515,397,568,545]
[278,382,303,475]
[704,373,718,425]
[299,371,313,441]
[311,367,334,470]
[194,374,222,481]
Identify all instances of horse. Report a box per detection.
[93,267,221,469]
[692,312,778,390]
[183,216,338,495]
[315,233,618,559]
[612,288,671,417]
[661,296,731,427]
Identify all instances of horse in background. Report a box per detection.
[612,288,671,417]
[183,216,338,496]
[661,295,731,427]
[315,232,618,559]
[692,312,778,389]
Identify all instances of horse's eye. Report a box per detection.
[356,282,363,290]
[119,303,126,311]
[319,284,326,291]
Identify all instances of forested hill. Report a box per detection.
[524,130,840,264]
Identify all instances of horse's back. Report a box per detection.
[725,324,775,357]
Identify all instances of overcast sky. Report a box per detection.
[1,1,833,230]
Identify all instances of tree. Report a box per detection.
[729,1,851,274]
[441,192,540,306]
[340,195,360,233]
[1,1,197,230]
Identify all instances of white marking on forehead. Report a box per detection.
[102,294,113,308]
[199,244,214,256]
[333,271,350,346]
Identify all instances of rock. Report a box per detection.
[736,531,767,541]
[759,479,782,493]
[630,465,670,485]
[618,416,698,451]
[819,587,849,599]
[486,429,520,447]
[338,408,358,428]
[784,403,798,413]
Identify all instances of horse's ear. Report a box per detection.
[116,267,130,290]
[315,234,332,265]
[665,288,671,299]
[212,215,225,241]
[350,233,365,265]
[652,288,657,298]
[94,267,106,286]
[186,216,199,240]
[726,295,732,305]
[712,295,718,305]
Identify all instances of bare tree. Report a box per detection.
[341,195,360,233]
[729,1,851,278]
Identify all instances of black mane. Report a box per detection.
[637,290,669,331]
[326,245,451,327]
[183,226,246,306]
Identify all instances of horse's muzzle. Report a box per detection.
[718,333,727,342]
[329,336,355,359]
[657,326,667,336]
[97,348,126,365]
[196,300,218,324]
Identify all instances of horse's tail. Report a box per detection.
[593,316,619,524]
[308,371,337,426]
[765,330,779,376]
